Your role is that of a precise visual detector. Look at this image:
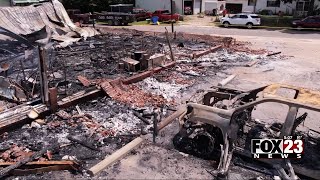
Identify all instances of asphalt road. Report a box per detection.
[114,24,320,40]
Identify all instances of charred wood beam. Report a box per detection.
[0,161,80,176]
[267,51,281,57]
[57,88,103,109]
[0,144,58,178]
[0,88,102,133]
[67,135,100,151]
[165,27,175,62]
[38,46,49,105]
[133,111,150,125]
[122,62,176,84]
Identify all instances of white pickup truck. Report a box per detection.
[220,13,261,29]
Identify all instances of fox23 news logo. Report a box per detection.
[251,136,304,159]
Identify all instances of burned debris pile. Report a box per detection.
[0,18,297,178]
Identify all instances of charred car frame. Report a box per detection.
[174,84,320,179]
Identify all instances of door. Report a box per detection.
[184,0,193,15]
[225,3,243,14]
[304,17,316,28]
[194,0,201,14]
[229,14,240,24]
[239,14,249,25]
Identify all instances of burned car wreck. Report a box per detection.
[174,84,320,180]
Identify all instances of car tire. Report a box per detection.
[246,23,253,29]
[114,20,120,26]
[107,20,113,26]
[223,22,230,28]
[297,26,303,31]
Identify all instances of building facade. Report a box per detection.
[225,0,320,15]
[135,0,226,15]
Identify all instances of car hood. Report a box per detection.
[292,20,301,24]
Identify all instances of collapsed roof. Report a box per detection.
[0,0,99,47]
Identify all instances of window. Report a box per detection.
[296,2,304,11]
[305,18,316,22]
[248,0,256,6]
[240,15,248,18]
[267,0,280,7]
[296,0,310,11]
[304,1,310,11]
[231,15,240,18]
[250,15,260,19]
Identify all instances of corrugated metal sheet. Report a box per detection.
[0,0,98,45]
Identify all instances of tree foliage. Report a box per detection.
[62,0,134,13]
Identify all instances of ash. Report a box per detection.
[137,77,189,102]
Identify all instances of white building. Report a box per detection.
[135,0,226,15]
[225,0,320,15]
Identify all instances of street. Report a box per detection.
[122,24,320,40]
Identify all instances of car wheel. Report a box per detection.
[114,20,120,26]
[297,26,303,31]
[107,20,113,26]
[223,22,230,28]
[246,23,253,29]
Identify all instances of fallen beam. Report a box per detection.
[0,161,77,166]
[157,107,185,131]
[87,136,144,177]
[218,74,237,87]
[11,165,76,176]
[133,111,151,125]
[58,88,103,109]
[122,62,176,84]
[0,88,103,133]
[0,145,57,178]
[267,51,281,57]
[0,161,79,176]
[246,59,259,67]
[67,135,100,151]
[87,106,185,177]
[192,45,222,59]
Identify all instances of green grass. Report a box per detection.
[130,20,181,26]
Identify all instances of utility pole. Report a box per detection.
[171,0,174,33]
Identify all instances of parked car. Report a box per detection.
[152,10,180,22]
[67,9,92,24]
[220,13,261,29]
[133,8,152,21]
[292,16,320,29]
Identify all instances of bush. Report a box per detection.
[260,16,296,27]
[260,9,273,15]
